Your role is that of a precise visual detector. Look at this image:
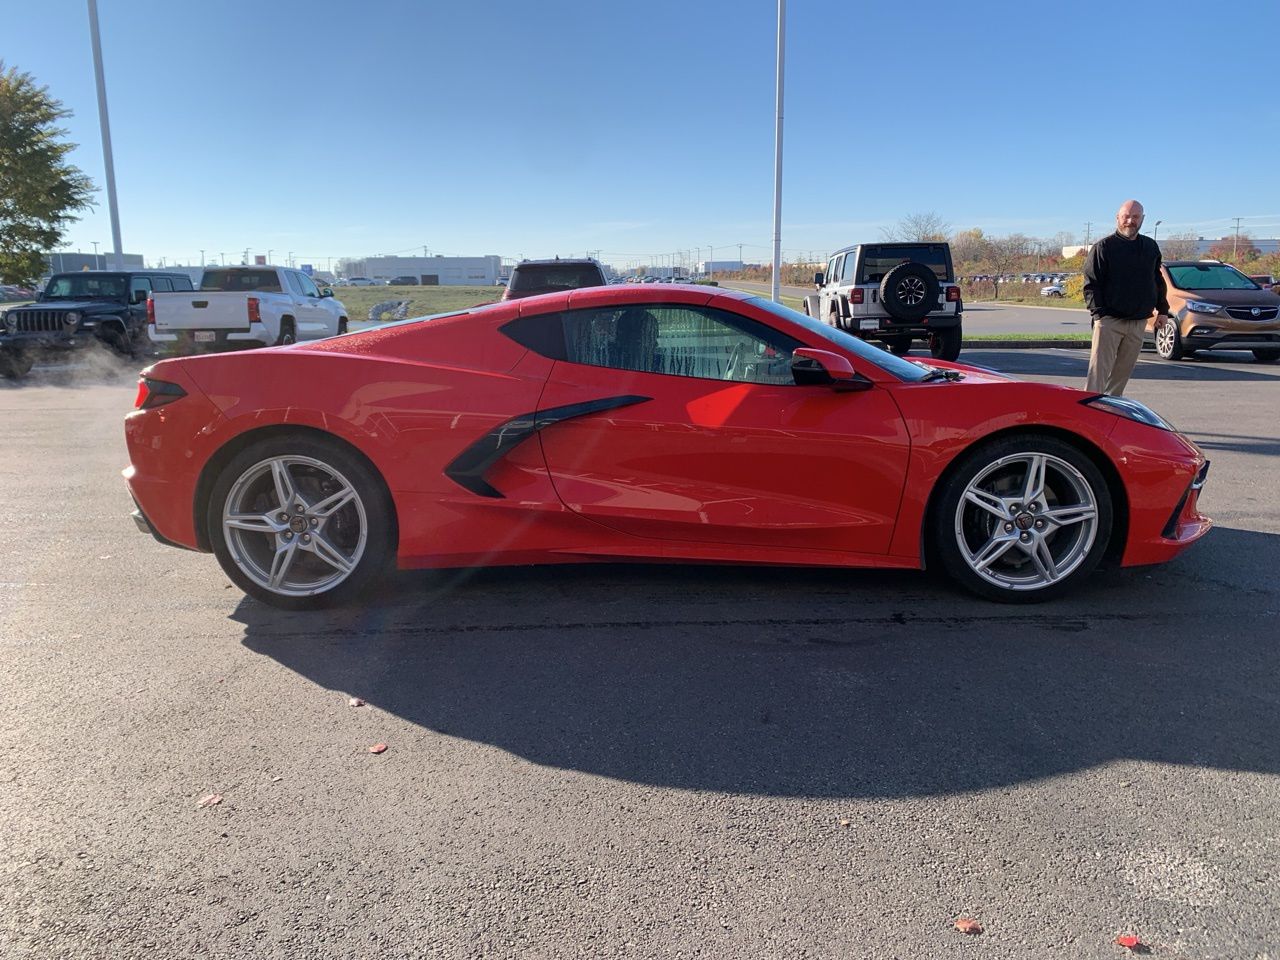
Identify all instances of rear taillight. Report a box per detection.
[146,297,156,325]
[946,285,961,302]
[134,376,187,410]
[850,288,865,305]
[247,297,261,324]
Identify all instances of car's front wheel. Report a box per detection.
[208,435,396,609]
[1154,316,1185,360]
[932,435,1112,602]
[0,350,33,379]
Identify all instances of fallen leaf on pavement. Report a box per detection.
[954,918,983,935]
[197,794,223,808]
[369,743,387,754]
[838,818,851,827]
[349,697,366,707]
[1114,934,1142,950]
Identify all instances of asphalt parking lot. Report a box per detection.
[2,349,1278,959]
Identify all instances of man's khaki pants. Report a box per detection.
[1086,316,1146,396]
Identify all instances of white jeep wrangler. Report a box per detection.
[804,242,963,360]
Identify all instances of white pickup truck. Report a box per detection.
[149,266,349,350]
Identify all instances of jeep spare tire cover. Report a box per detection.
[879,261,940,322]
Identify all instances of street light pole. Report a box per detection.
[87,0,124,271]
[1153,220,1162,244]
[770,0,786,303]
[91,240,100,268]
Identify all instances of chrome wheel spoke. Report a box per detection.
[1022,454,1047,503]
[268,539,300,589]
[310,485,356,518]
[970,534,1017,571]
[1026,537,1059,583]
[1043,503,1095,527]
[225,512,280,534]
[964,487,1009,520]
[306,534,355,575]
[271,460,298,509]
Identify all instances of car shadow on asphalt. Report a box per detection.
[232,525,1280,799]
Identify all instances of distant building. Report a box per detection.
[696,260,744,274]
[1193,237,1280,256]
[337,255,502,285]
[45,252,145,273]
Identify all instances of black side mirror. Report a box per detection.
[790,347,874,391]
[813,272,825,288]
[319,287,333,298]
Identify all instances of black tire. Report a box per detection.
[928,325,962,361]
[0,350,33,379]
[100,324,137,359]
[829,304,846,332]
[1154,316,1185,361]
[338,318,348,335]
[802,298,812,317]
[207,434,397,610]
[275,318,296,346]
[884,336,912,356]
[932,434,1112,603]
[1252,348,1280,363]
[879,262,940,323]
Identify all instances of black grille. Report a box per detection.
[1225,306,1278,321]
[12,310,71,333]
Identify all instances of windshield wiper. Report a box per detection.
[919,367,965,383]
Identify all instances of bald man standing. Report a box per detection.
[1082,200,1171,395]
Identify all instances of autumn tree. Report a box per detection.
[882,212,951,242]
[1207,234,1259,264]
[1159,232,1199,261]
[0,61,94,284]
[949,228,989,272]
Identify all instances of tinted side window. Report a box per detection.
[130,277,153,298]
[840,253,858,282]
[200,270,283,292]
[172,275,194,291]
[151,276,174,292]
[297,273,320,297]
[562,304,801,385]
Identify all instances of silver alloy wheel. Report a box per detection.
[898,276,927,306]
[954,451,1098,592]
[1155,319,1177,358]
[221,455,368,597]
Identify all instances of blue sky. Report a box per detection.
[5,0,1278,270]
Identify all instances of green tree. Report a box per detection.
[0,62,95,284]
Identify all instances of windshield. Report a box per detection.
[1167,264,1260,291]
[509,263,604,293]
[41,273,127,301]
[745,297,929,382]
[858,245,951,283]
[200,269,283,292]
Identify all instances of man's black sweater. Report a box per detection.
[1082,231,1169,321]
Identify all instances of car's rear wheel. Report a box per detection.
[1154,316,1185,360]
[828,303,846,332]
[208,436,396,609]
[0,350,33,379]
[338,318,348,335]
[932,435,1112,602]
[275,318,296,346]
[884,336,912,356]
[1252,348,1280,363]
[928,325,962,361]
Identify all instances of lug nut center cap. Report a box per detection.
[1015,513,1035,531]
[290,516,308,533]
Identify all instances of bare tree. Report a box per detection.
[1159,232,1198,260]
[985,234,1032,300]
[882,212,951,242]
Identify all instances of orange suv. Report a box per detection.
[1149,260,1280,363]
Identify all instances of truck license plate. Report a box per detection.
[859,319,879,330]
[193,331,215,343]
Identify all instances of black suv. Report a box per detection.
[501,258,607,301]
[1,270,194,379]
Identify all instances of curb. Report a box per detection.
[962,340,1091,349]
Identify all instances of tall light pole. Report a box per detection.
[770,0,786,302]
[88,0,124,270]
[708,243,714,283]
[267,249,273,265]
[219,252,225,266]
[1152,220,1162,243]
[91,240,100,267]
[199,249,205,266]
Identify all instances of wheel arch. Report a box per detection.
[919,424,1130,569]
[192,424,399,553]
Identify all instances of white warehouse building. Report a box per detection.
[337,255,502,285]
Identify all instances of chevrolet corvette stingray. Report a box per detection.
[124,284,1210,609]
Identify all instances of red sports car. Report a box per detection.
[123,285,1211,609]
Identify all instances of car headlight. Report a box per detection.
[1082,394,1176,432]
[1185,300,1222,314]
[64,311,81,326]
